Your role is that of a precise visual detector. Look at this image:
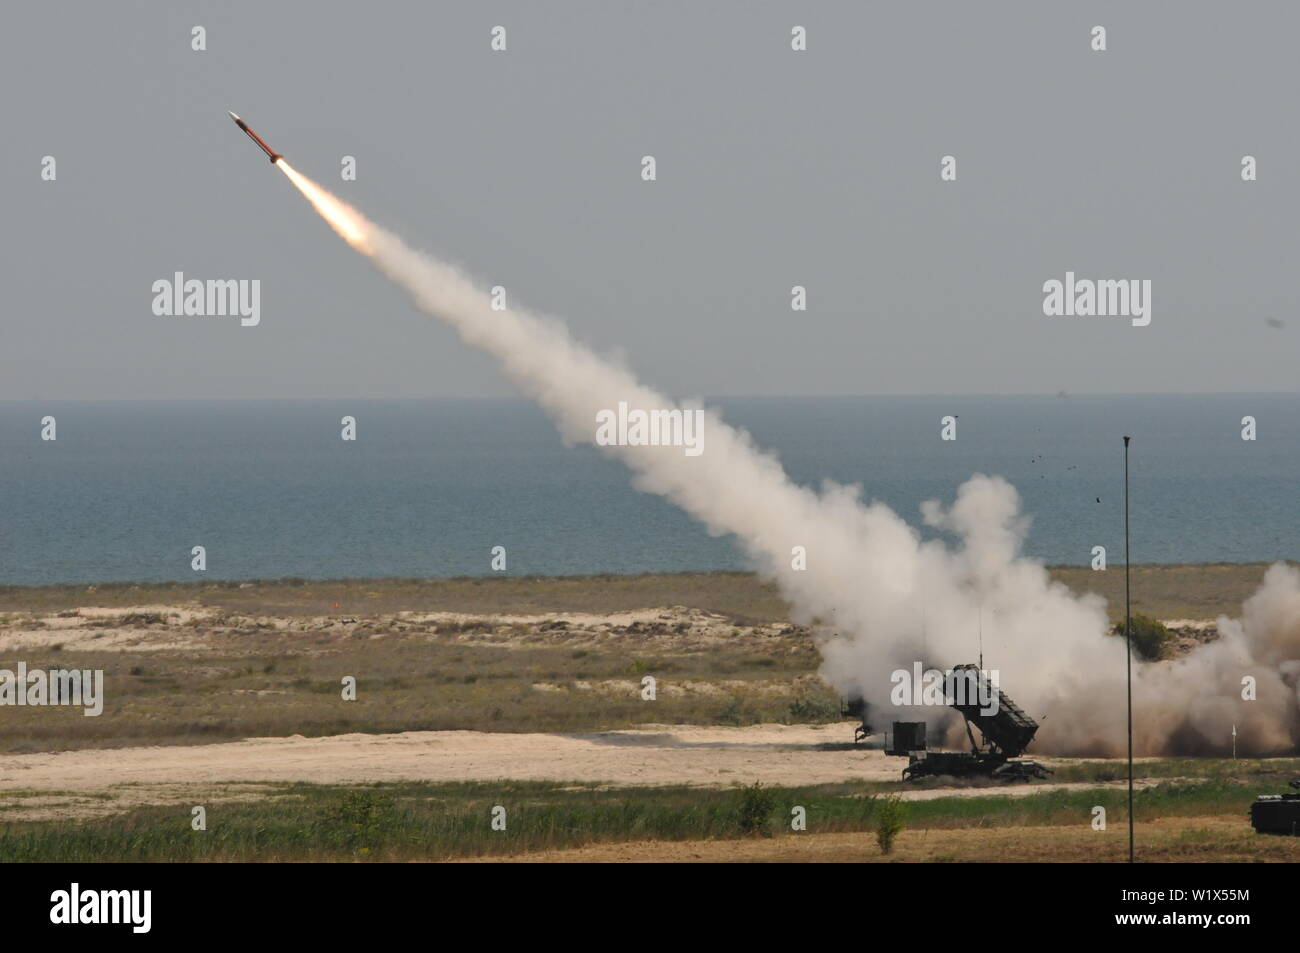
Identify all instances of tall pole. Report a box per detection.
[1124,435,1134,863]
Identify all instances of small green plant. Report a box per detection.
[718,696,747,726]
[1112,614,1171,660]
[736,782,777,837]
[319,790,395,849]
[787,693,841,723]
[875,794,907,855]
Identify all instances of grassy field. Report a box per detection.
[2,775,1294,862]
[1048,757,1300,784]
[0,564,1288,752]
[484,814,1300,863]
[0,563,1283,620]
[0,621,831,753]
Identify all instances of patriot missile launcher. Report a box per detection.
[888,664,1052,782]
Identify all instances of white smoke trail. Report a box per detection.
[279,163,1299,757]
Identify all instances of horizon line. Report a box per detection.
[2,390,1298,404]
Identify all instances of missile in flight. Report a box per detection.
[228,111,282,163]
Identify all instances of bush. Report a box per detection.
[318,790,395,849]
[718,696,748,726]
[736,782,777,837]
[875,794,907,855]
[787,693,842,723]
[1112,614,1171,660]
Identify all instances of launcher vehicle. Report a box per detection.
[887,664,1052,782]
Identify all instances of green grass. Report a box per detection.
[1048,757,1300,784]
[900,779,1255,828]
[0,776,1272,862]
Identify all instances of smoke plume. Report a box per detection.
[279,163,1299,758]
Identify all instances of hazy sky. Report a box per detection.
[3,1,1297,399]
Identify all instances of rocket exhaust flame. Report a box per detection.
[222,114,367,248]
[265,162,1300,759]
[277,162,371,252]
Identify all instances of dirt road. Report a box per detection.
[0,725,893,796]
[0,724,1183,822]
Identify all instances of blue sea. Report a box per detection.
[0,395,1295,585]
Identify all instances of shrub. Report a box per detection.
[718,696,747,726]
[319,790,395,849]
[787,694,842,723]
[736,782,777,837]
[875,794,907,855]
[1112,614,1171,660]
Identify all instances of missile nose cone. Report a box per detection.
[228,110,241,122]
